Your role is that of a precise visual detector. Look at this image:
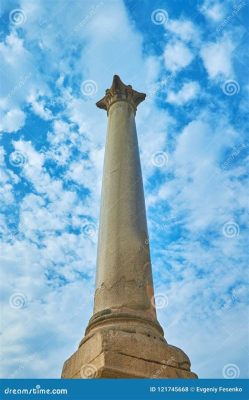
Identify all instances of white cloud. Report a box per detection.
[163,40,194,72]
[165,18,200,44]
[0,108,26,133]
[0,32,46,110]
[0,148,16,206]
[200,35,235,79]
[167,81,200,105]
[200,0,226,22]
[147,112,244,233]
[148,108,248,377]
[28,93,53,121]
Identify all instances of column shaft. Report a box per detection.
[94,101,156,322]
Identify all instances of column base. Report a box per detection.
[61,328,197,379]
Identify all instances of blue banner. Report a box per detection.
[0,379,248,400]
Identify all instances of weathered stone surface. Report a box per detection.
[62,329,197,379]
[61,76,197,379]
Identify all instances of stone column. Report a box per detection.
[61,76,197,379]
[87,75,162,338]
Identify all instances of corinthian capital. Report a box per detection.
[96,75,146,114]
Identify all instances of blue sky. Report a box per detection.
[0,0,248,379]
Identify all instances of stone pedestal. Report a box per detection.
[61,76,197,379]
[62,328,197,379]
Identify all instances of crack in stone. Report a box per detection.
[98,277,143,291]
[116,351,189,371]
